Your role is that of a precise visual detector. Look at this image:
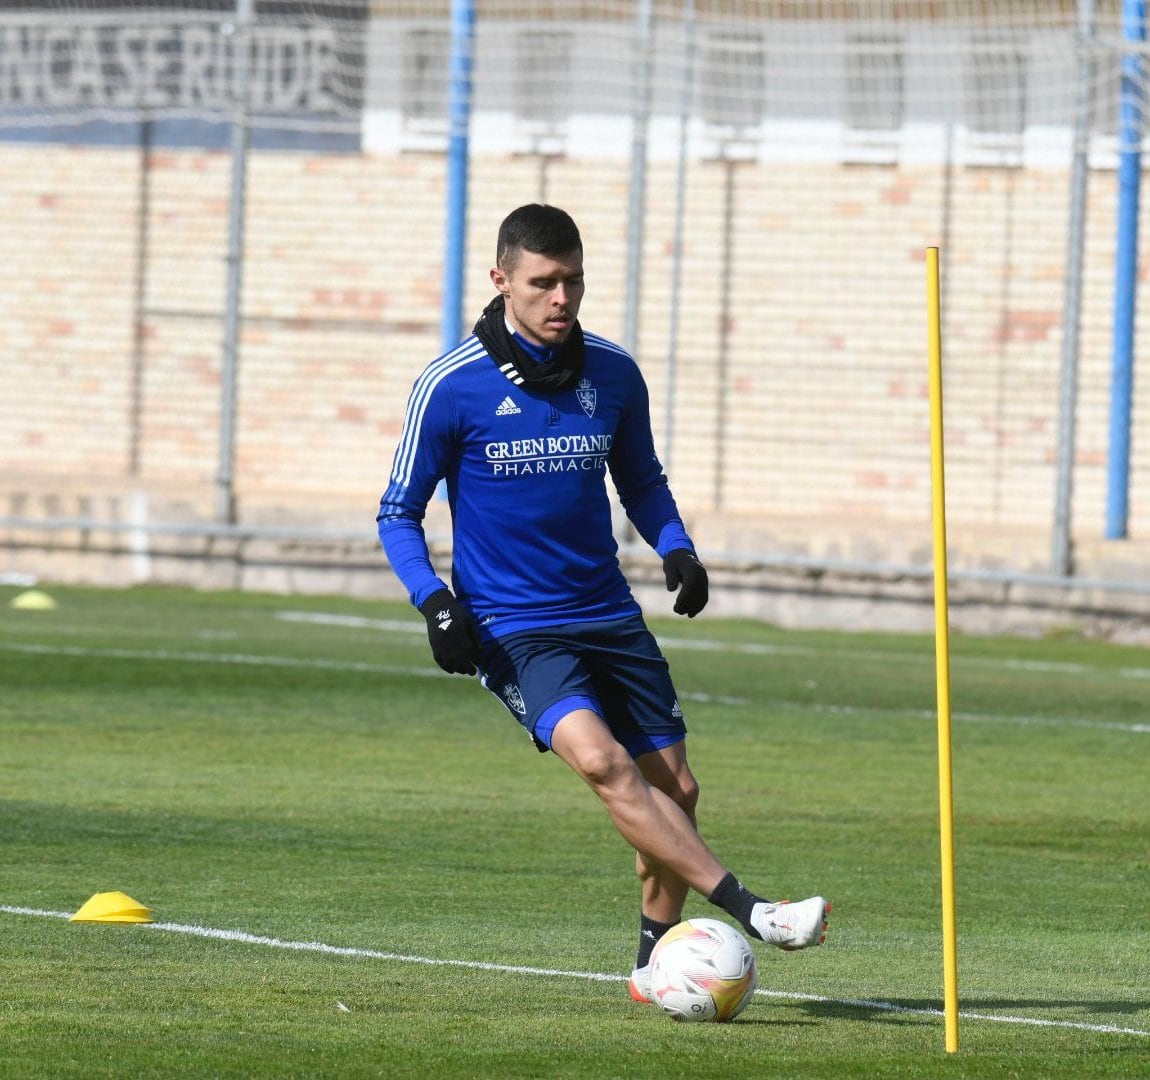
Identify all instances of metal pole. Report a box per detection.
[215,0,253,525]
[622,0,654,359]
[1051,0,1096,575]
[441,0,474,353]
[939,123,954,319]
[663,0,695,476]
[1106,0,1144,539]
[714,158,736,511]
[129,113,153,478]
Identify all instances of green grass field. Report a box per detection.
[1,584,1147,1078]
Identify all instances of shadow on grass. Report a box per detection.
[793,996,1149,1025]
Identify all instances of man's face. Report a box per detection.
[490,247,585,347]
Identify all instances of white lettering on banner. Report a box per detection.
[0,23,342,112]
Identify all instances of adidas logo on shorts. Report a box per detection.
[495,396,521,416]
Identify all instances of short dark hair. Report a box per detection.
[496,204,582,271]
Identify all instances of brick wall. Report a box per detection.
[1,142,1146,572]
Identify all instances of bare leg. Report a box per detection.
[551,709,830,967]
[549,709,725,899]
[633,741,698,923]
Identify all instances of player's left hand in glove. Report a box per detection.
[663,548,709,618]
[419,588,483,675]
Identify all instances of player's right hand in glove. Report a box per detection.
[418,588,483,675]
[663,548,709,618]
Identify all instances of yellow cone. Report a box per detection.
[70,891,153,924]
[10,589,57,611]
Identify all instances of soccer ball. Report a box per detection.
[649,918,757,1022]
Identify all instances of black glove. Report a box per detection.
[663,548,709,618]
[418,588,482,675]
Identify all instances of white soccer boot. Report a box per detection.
[750,896,831,951]
[627,964,655,1004]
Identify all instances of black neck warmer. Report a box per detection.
[472,294,585,393]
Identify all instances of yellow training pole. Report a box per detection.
[927,246,960,1054]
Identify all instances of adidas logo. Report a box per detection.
[495,395,521,416]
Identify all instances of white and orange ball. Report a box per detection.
[649,917,757,1022]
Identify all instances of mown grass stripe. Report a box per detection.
[274,609,1150,682]
[4,641,1146,734]
[3,905,1145,1039]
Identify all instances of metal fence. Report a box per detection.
[0,1,1147,601]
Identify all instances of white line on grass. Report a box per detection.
[0,641,442,678]
[2,904,1146,1039]
[780,699,1150,736]
[274,610,1150,683]
[277,611,423,634]
[0,642,745,707]
[4,641,1148,733]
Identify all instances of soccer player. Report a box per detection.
[377,204,829,1003]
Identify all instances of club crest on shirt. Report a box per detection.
[502,683,527,715]
[576,378,597,418]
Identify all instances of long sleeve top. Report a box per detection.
[377,328,694,640]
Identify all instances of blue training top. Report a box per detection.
[377,327,695,640]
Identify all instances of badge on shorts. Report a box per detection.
[576,378,596,418]
[502,684,527,715]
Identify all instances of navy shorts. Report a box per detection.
[478,612,686,757]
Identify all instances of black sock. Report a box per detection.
[635,914,678,970]
[707,872,767,941]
